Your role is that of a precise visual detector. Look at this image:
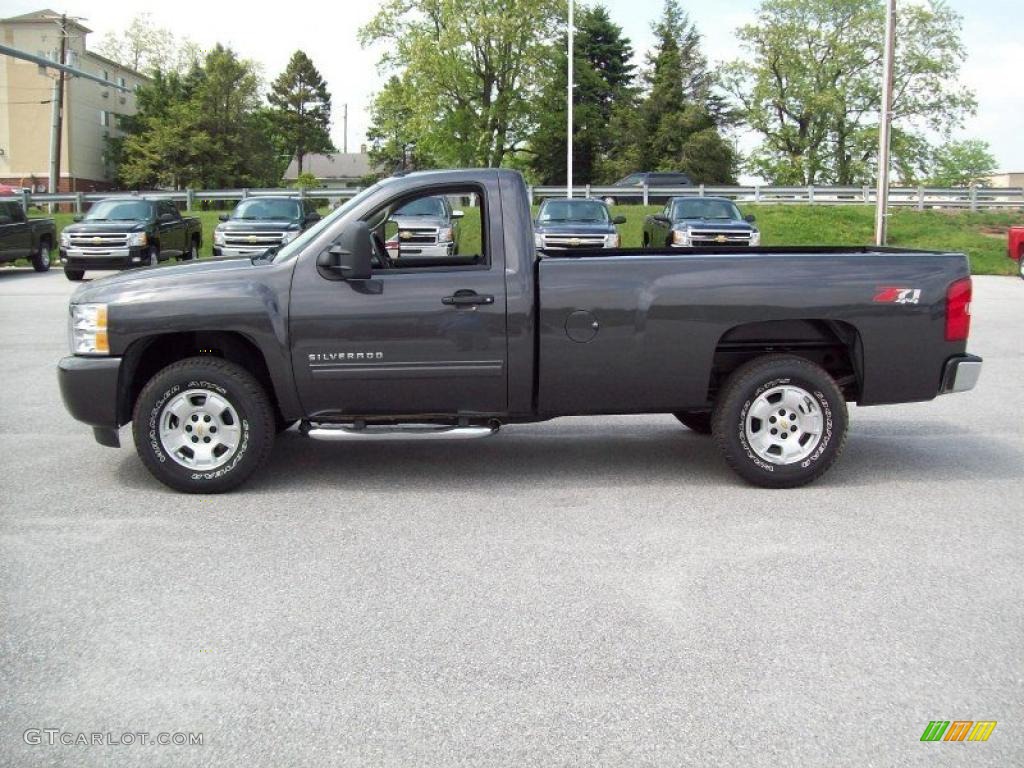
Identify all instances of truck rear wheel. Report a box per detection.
[712,354,847,488]
[132,357,275,493]
[31,237,52,272]
[673,410,712,434]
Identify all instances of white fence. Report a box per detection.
[3,184,1023,212]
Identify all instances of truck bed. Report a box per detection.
[537,246,970,412]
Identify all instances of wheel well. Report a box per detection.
[708,319,862,402]
[119,331,279,424]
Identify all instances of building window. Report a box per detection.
[102,69,108,81]
[118,76,126,88]
[100,110,110,127]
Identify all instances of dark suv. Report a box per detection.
[603,172,694,206]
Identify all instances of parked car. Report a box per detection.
[602,171,693,206]
[643,197,761,248]
[534,198,626,249]
[0,200,55,272]
[383,195,463,260]
[1009,226,1024,279]
[58,168,981,494]
[59,198,202,281]
[213,197,321,259]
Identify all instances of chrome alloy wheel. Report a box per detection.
[744,384,824,465]
[158,388,242,470]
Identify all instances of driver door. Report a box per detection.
[289,185,508,421]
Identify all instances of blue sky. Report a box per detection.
[6,0,1022,175]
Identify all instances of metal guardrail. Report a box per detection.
[2,184,1022,212]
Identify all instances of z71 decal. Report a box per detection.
[874,286,922,304]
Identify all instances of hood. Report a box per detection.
[70,256,261,305]
[390,215,449,228]
[63,220,150,233]
[218,218,300,231]
[534,221,616,235]
[673,219,757,232]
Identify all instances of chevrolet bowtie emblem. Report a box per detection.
[399,231,413,240]
[715,235,728,243]
[569,238,581,246]
[247,235,258,243]
[92,237,102,244]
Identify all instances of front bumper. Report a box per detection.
[60,246,148,270]
[58,355,123,447]
[213,245,277,258]
[940,354,983,394]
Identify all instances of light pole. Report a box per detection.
[874,0,896,246]
[566,0,574,199]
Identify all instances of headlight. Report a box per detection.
[750,231,761,246]
[213,228,226,245]
[672,229,690,246]
[281,230,300,244]
[438,227,454,243]
[127,232,148,247]
[534,232,544,248]
[60,230,71,247]
[605,233,620,248]
[69,303,109,355]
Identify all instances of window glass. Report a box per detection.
[538,199,609,223]
[369,190,485,270]
[85,200,154,221]
[671,199,742,220]
[232,199,302,220]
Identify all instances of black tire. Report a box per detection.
[712,354,847,488]
[64,267,85,281]
[31,237,52,272]
[182,239,199,261]
[673,410,712,434]
[132,357,275,493]
[147,246,160,266]
[1018,250,1024,280]
[642,232,650,248]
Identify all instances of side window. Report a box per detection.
[367,187,486,271]
[160,201,179,220]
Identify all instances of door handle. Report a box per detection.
[442,290,494,307]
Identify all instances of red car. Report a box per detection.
[1010,226,1024,278]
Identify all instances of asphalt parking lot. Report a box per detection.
[1,268,1021,767]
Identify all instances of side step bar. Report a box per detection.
[301,421,499,441]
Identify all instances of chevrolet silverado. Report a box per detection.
[57,169,982,493]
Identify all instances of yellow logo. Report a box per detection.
[715,234,728,243]
[399,231,413,240]
[569,238,581,246]
[92,237,102,244]
[247,235,258,243]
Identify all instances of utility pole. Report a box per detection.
[51,14,68,198]
[874,0,896,246]
[566,0,573,199]
[343,103,348,154]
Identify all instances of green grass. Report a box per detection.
[19,203,1021,275]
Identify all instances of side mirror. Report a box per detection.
[304,212,321,224]
[218,214,229,222]
[744,214,757,223]
[653,214,671,224]
[612,215,626,225]
[159,213,175,223]
[451,210,464,220]
[73,215,84,223]
[317,221,373,280]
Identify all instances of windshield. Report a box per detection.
[85,200,154,221]
[232,198,302,220]
[394,196,446,217]
[671,199,742,220]
[270,184,382,263]
[538,199,609,223]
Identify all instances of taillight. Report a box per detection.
[945,277,972,341]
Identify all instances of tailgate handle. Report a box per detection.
[442,290,494,306]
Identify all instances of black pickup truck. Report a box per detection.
[57,169,982,493]
[0,200,55,272]
[59,197,202,281]
[644,196,760,248]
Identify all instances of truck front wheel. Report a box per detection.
[31,237,52,272]
[712,354,848,488]
[132,357,275,493]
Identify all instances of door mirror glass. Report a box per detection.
[612,214,626,225]
[72,215,84,223]
[218,214,229,222]
[744,213,757,223]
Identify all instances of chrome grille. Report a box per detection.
[542,235,607,249]
[688,231,752,245]
[222,230,286,247]
[398,227,438,245]
[68,232,129,249]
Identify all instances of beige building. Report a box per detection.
[0,9,148,192]
[986,172,1024,188]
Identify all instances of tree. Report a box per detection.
[724,0,976,185]
[527,5,636,185]
[365,75,435,172]
[95,13,200,75]
[114,46,281,188]
[624,0,736,183]
[269,51,335,175]
[360,0,561,168]
[927,140,998,187]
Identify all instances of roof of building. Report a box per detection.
[284,152,374,181]
[1,8,92,33]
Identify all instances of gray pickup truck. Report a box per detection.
[0,200,55,272]
[383,195,463,260]
[57,169,982,494]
